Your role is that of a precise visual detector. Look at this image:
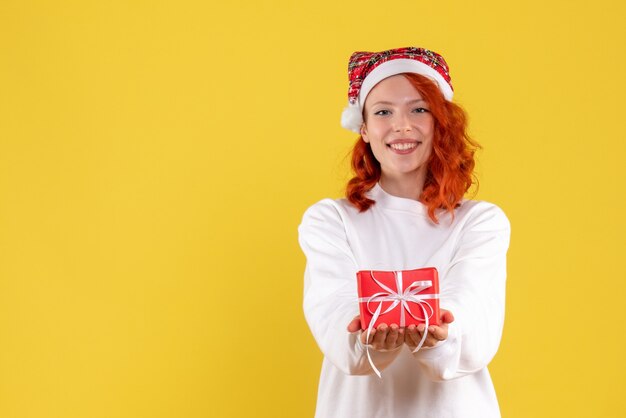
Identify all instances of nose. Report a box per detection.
[393,112,412,132]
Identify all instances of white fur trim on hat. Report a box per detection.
[359,59,454,106]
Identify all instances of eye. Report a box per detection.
[373,109,391,116]
[413,107,430,113]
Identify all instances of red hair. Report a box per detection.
[346,73,480,223]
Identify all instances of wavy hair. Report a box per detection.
[346,73,480,224]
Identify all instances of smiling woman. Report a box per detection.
[298,47,511,417]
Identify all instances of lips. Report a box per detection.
[386,139,422,154]
[389,142,418,150]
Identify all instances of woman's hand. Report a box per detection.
[347,316,404,351]
[405,309,454,351]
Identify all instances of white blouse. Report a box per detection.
[299,184,511,418]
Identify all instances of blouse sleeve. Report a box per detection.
[298,199,403,376]
[413,203,511,381]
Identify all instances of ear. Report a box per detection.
[360,122,369,143]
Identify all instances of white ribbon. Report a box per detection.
[358,271,439,378]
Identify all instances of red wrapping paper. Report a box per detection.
[357,268,440,330]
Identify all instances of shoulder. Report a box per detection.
[455,200,511,233]
[298,198,360,256]
[298,197,361,244]
[300,197,358,227]
[446,200,512,257]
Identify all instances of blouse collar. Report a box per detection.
[367,183,429,215]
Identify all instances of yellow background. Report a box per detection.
[1,1,625,417]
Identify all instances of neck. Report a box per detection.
[379,170,427,201]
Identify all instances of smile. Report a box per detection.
[389,142,418,150]
[387,141,422,154]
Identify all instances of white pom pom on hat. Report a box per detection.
[341,104,364,134]
[340,47,454,133]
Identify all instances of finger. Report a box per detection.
[416,327,441,348]
[422,334,439,348]
[361,327,375,345]
[428,324,449,341]
[410,325,422,343]
[386,324,399,347]
[441,310,455,324]
[412,326,436,348]
[373,323,388,347]
[405,325,419,347]
[397,326,405,345]
[347,316,362,333]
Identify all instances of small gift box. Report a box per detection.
[357,268,440,330]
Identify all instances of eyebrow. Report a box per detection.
[370,99,426,106]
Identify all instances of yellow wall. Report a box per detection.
[1,1,625,417]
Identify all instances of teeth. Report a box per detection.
[390,142,418,150]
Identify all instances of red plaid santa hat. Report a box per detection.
[341,47,454,133]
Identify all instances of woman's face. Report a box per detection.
[360,74,434,182]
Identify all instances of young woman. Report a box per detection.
[298,47,511,417]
